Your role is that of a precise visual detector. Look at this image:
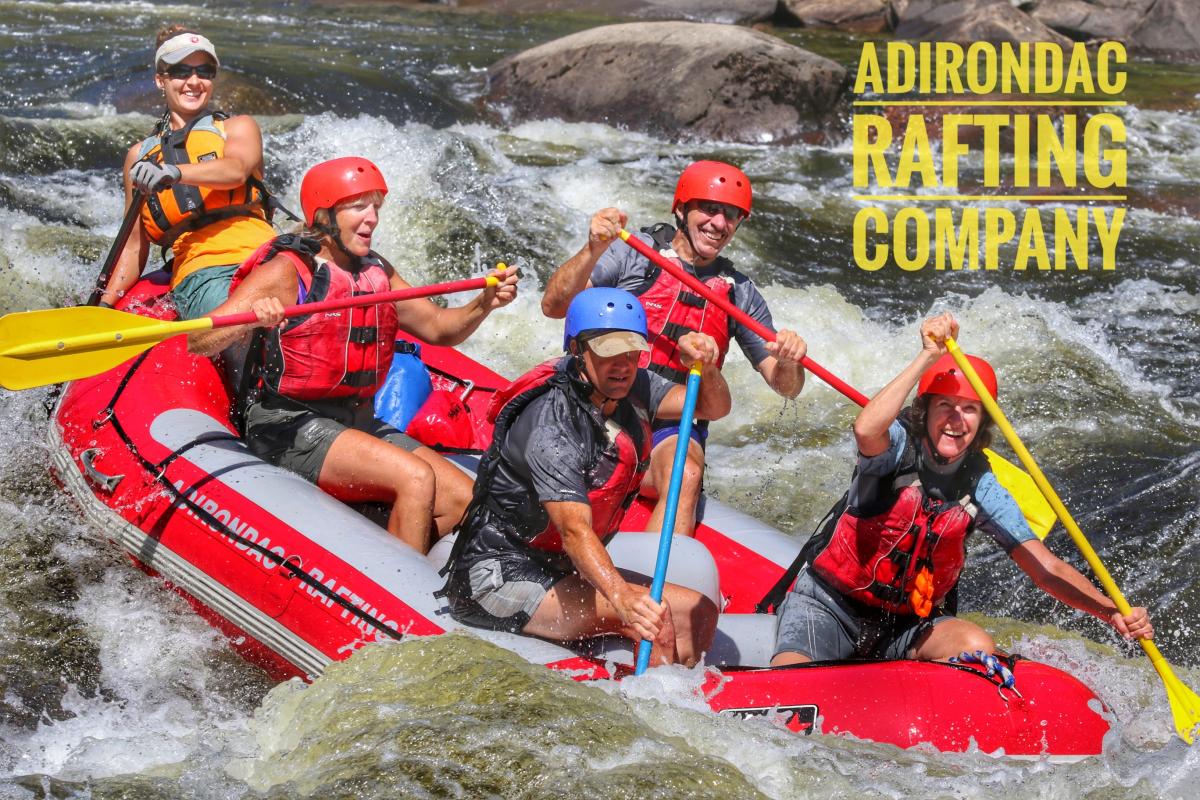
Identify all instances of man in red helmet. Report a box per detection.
[188,157,519,554]
[770,313,1153,667]
[542,160,809,536]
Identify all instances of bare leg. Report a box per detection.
[523,576,718,667]
[641,434,705,536]
[317,429,435,553]
[770,651,813,667]
[909,618,995,661]
[412,446,473,538]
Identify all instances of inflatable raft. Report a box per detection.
[48,275,1112,759]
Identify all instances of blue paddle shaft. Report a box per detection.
[635,365,703,675]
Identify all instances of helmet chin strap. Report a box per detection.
[674,209,701,262]
[319,208,363,269]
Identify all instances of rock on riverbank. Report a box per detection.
[485,21,847,143]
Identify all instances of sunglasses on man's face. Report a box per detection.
[696,200,745,224]
[162,63,217,81]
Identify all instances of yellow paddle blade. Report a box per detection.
[983,448,1056,540]
[1164,668,1200,745]
[0,306,211,390]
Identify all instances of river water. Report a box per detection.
[1,1,1198,797]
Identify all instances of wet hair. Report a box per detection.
[910,394,993,453]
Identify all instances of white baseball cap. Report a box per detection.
[585,330,650,357]
[155,33,219,68]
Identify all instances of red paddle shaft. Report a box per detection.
[209,275,497,329]
[618,231,869,406]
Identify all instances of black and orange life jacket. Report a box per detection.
[136,111,269,247]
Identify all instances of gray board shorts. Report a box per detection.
[444,511,576,634]
[244,394,422,483]
[773,569,950,662]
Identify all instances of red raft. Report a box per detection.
[48,275,1112,759]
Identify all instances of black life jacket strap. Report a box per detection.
[755,490,849,614]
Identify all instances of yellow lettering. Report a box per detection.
[853,115,893,187]
[1014,209,1050,271]
[1084,113,1126,188]
[854,208,889,270]
[984,208,1016,269]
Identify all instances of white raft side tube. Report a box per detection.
[430,532,720,608]
[151,409,585,667]
[699,498,803,570]
[48,417,333,679]
[151,409,450,620]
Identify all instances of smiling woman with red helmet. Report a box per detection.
[98,24,277,319]
[186,157,520,554]
[772,312,1153,668]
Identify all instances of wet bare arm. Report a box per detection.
[173,115,264,190]
[186,255,297,355]
[386,263,519,346]
[1011,540,1153,640]
[854,312,958,457]
[544,500,665,642]
[541,208,627,318]
[756,329,808,399]
[655,332,731,422]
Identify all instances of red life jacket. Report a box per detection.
[810,427,984,617]
[631,224,735,385]
[230,235,399,401]
[481,358,652,551]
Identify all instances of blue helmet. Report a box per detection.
[563,287,648,351]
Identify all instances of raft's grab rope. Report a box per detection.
[950,650,1021,699]
[92,351,404,644]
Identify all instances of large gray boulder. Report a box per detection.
[1129,0,1200,58]
[486,22,848,144]
[459,0,777,25]
[897,0,1071,45]
[778,0,894,33]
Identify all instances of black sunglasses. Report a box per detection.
[162,63,217,80]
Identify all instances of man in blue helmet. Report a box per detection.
[542,161,809,537]
[442,288,731,666]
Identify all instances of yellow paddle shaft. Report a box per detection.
[2,316,214,359]
[945,339,1131,615]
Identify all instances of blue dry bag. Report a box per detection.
[374,340,433,432]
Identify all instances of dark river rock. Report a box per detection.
[897,0,1071,46]
[485,21,848,144]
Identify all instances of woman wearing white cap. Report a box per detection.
[98,25,276,319]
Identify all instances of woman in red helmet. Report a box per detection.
[542,160,809,537]
[188,157,519,554]
[771,312,1152,666]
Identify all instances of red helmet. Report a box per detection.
[300,157,388,226]
[917,353,998,402]
[672,160,752,218]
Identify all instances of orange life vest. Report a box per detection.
[137,112,269,248]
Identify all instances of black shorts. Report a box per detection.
[245,394,422,483]
[445,551,574,634]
